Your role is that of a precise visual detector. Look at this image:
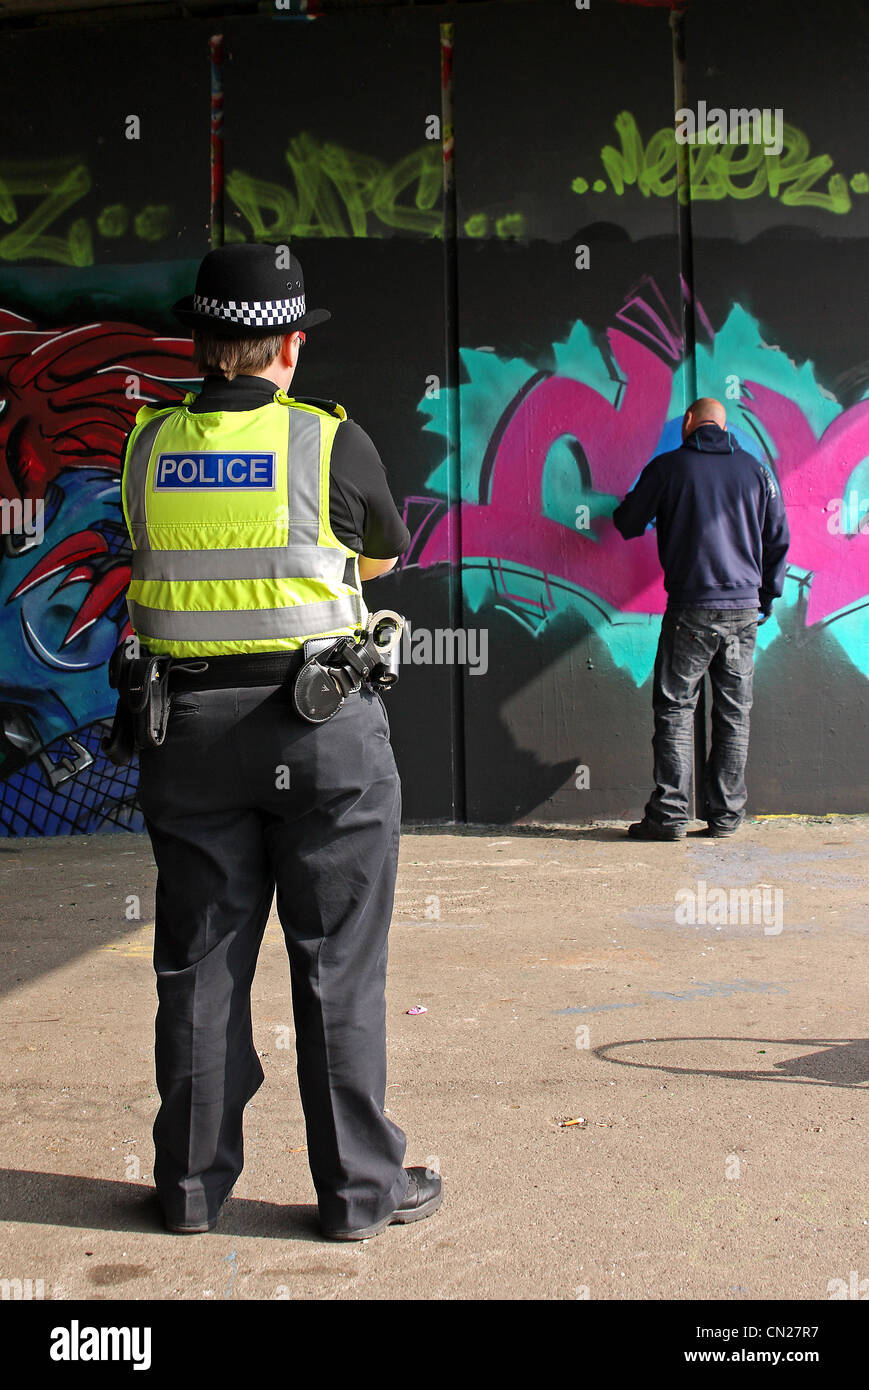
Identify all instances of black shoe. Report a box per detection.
[321,1167,444,1241]
[627,819,686,841]
[164,1185,235,1235]
[703,823,739,838]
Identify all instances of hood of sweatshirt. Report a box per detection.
[683,423,736,455]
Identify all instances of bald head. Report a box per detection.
[683,397,726,440]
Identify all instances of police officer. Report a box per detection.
[119,243,443,1239]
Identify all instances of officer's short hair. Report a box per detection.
[192,330,285,381]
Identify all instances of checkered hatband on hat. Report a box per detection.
[192,294,307,328]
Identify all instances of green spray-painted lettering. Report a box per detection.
[0,138,448,265]
[587,111,852,214]
[227,133,444,239]
[0,160,176,265]
[0,158,94,265]
[0,139,523,262]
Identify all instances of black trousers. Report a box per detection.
[136,680,408,1234]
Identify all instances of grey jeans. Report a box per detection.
[643,606,758,831]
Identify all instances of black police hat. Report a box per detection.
[172,243,331,337]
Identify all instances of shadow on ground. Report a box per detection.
[0,1170,325,1241]
[594,1037,869,1088]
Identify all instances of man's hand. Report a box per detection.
[757,607,772,626]
[358,555,398,582]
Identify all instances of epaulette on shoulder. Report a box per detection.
[134,397,189,427]
[289,395,347,420]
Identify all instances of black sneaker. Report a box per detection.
[321,1167,444,1241]
[627,819,686,841]
[703,823,739,838]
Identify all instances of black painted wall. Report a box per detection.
[0,0,866,834]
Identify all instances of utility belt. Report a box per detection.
[101,610,405,766]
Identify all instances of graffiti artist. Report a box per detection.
[612,396,790,840]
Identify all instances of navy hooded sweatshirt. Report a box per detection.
[612,423,790,612]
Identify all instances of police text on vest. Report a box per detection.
[154,453,276,489]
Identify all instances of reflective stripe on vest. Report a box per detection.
[121,391,367,656]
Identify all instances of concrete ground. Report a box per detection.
[0,815,866,1302]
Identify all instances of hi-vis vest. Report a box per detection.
[121,390,367,657]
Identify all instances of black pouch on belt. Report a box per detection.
[102,699,136,767]
[292,615,405,725]
[101,643,173,761]
[292,637,361,724]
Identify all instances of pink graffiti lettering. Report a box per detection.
[417,331,869,628]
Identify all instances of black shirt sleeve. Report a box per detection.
[328,418,411,558]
